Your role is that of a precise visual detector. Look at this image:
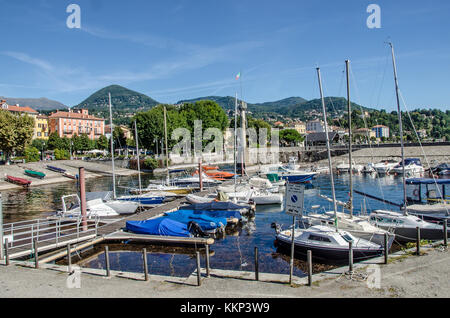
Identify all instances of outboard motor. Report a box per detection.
[270,222,282,234]
[188,221,207,237]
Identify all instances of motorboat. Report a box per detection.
[272,224,384,263]
[180,201,254,215]
[429,163,450,177]
[58,194,121,218]
[182,171,223,187]
[117,193,165,207]
[336,161,364,174]
[85,191,140,215]
[391,158,424,175]
[373,159,399,174]
[126,217,207,237]
[368,209,449,242]
[362,163,376,174]
[275,166,317,183]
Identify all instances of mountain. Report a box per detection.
[283,97,373,120]
[177,96,308,113]
[74,85,159,111]
[0,96,67,110]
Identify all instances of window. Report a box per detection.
[308,234,331,242]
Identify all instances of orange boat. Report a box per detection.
[204,170,235,179]
[192,170,228,181]
[202,165,219,171]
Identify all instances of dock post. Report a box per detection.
[79,167,88,232]
[205,245,210,278]
[67,244,72,273]
[384,233,389,265]
[307,250,312,286]
[348,241,353,273]
[289,215,296,286]
[254,246,259,281]
[416,227,421,255]
[105,246,111,277]
[0,194,3,260]
[4,238,9,266]
[33,239,39,269]
[196,251,201,286]
[198,159,203,191]
[143,248,148,281]
[444,220,448,247]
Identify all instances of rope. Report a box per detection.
[336,269,369,283]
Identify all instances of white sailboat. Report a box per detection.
[368,43,448,242]
[299,60,393,248]
[273,66,384,263]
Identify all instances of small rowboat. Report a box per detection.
[24,169,46,179]
[46,165,66,173]
[6,175,31,187]
[63,172,77,180]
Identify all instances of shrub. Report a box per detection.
[55,148,70,160]
[24,146,40,162]
[143,157,158,170]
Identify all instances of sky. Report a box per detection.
[0,0,449,111]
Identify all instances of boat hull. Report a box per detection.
[275,235,383,263]
[279,174,315,183]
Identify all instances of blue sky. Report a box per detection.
[0,0,449,111]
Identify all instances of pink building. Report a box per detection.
[48,109,105,140]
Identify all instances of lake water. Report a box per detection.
[1,171,407,278]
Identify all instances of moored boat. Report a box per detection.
[46,165,66,173]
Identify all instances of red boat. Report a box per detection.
[203,170,235,179]
[6,175,32,187]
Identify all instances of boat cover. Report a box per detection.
[178,209,241,220]
[164,210,227,231]
[126,217,190,237]
[181,201,249,211]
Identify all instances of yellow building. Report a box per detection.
[34,115,49,139]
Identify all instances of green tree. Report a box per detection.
[0,110,34,159]
[96,135,109,150]
[54,148,70,160]
[280,129,303,146]
[48,132,65,150]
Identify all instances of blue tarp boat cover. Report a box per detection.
[182,201,249,211]
[126,217,191,237]
[406,178,450,185]
[165,210,227,231]
[178,209,241,220]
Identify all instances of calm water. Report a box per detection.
[2,171,407,277]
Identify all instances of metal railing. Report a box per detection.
[2,216,99,258]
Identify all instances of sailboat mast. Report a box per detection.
[316,67,338,230]
[134,120,142,193]
[346,60,353,217]
[163,106,170,182]
[234,92,238,197]
[108,92,117,200]
[389,42,407,213]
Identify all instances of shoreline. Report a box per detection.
[0,160,139,191]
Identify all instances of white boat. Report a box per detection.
[373,159,399,174]
[225,189,283,205]
[391,158,424,175]
[272,224,384,262]
[369,209,449,242]
[336,161,364,174]
[58,194,121,218]
[300,211,394,248]
[86,191,139,214]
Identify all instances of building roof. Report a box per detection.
[2,103,38,114]
[372,125,389,128]
[306,132,338,142]
[49,109,104,121]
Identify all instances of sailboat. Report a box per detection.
[273,66,384,262]
[368,43,450,242]
[300,60,394,248]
